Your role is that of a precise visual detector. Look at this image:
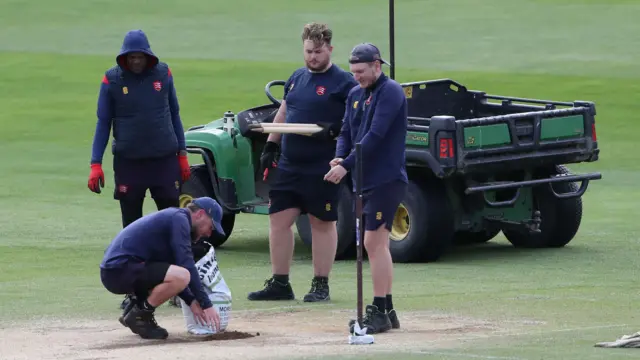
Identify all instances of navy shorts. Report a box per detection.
[100,261,170,297]
[113,155,181,201]
[361,180,408,232]
[268,168,340,222]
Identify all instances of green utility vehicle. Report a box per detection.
[179,0,602,263]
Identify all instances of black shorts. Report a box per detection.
[268,168,340,222]
[100,261,170,297]
[361,180,408,232]
[113,155,181,201]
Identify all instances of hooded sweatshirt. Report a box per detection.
[90,29,186,164]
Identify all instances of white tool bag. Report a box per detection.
[180,245,232,335]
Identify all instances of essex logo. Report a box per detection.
[122,86,128,95]
[376,212,382,220]
[325,202,331,211]
[353,100,359,109]
[316,85,326,96]
[153,81,162,91]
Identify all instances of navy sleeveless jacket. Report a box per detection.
[104,62,179,159]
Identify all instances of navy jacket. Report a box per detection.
[336,73,408,191]
[90,29,186,164]
[279,64,358,175]
[100,208,212,309]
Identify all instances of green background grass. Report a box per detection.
[1,0,639,359]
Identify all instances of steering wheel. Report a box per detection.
[265,80,286,106]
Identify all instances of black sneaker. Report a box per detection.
[387,309,400,329]
[348,305,392,334]
[119,294,133,310]
[303,277,330,302]
[247,277,295,301]
[118,294,138,334]
[122,304,169,340]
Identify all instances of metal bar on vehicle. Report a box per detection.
[464,172,602,194]
[456,107,587,127]
[484,94,574,107]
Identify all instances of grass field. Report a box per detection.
[1,0,639,359]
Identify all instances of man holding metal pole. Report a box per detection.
[324,43,408,334]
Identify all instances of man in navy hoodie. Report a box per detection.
[87,29,191,228]
[100,196,223,339]
[325,43,408,334]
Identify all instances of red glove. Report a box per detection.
[178,154,191,182]
[88,164,105,194]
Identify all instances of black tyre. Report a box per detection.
[502,165,582,248]
[388,178,455,263]
[295,182,357,260]
[180,165,236,248]
[454,228,501,246]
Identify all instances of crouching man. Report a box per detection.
[179,241,232,335]
[99,197,223,339]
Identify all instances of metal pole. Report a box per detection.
[355,142,364,326]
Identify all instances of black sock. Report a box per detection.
[141,299,155,311]
[273,274,289,284]
[313,276,328,284]
[386,294,393,312]
[373,296,386,311]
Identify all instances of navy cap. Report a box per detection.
[191,197,225,236]
[348,43,390,66]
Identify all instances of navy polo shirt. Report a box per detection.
[336,73,408,191]
[278,64,358,175]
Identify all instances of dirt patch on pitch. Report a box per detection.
[0,308,520,360]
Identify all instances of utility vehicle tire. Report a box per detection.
[180,165,236,248]
[502,165,582,248]
[295,182,357,260]
[454,228,501,246]
[389,178,455,263]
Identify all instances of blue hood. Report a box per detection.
[116,29,159,70]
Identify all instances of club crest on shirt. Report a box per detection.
[153,81,162,91]
[353,100,359,109]
[122,86,128,95]
[316,86,326,96]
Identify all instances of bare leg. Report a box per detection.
[269,208,301,275]
[146,265,191,307]
[364,224,392,298]
[308,215,337,277]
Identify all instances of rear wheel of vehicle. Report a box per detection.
[295,182,357,260]
[389,179,455,263]
[180,165,236,248]
[502,165,582,248]
[454,228,501,246]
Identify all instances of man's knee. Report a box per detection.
[364,225,390,254]
[308,214,337,232]
[269,208,300,231]
[166,265,191,287]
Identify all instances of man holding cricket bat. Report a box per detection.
[247,23,358,302]
[325,43,408,334]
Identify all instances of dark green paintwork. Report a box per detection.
[184,118,259,205]
[463,124,511,149]
[541,115,585,140]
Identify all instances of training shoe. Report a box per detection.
[118,294,139,334]
[247,277,295,301]
[122,304,169,340]
[348,305,392,334]
[303,277,330,302]
[119,294,132,310]
[387,309,400,329]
